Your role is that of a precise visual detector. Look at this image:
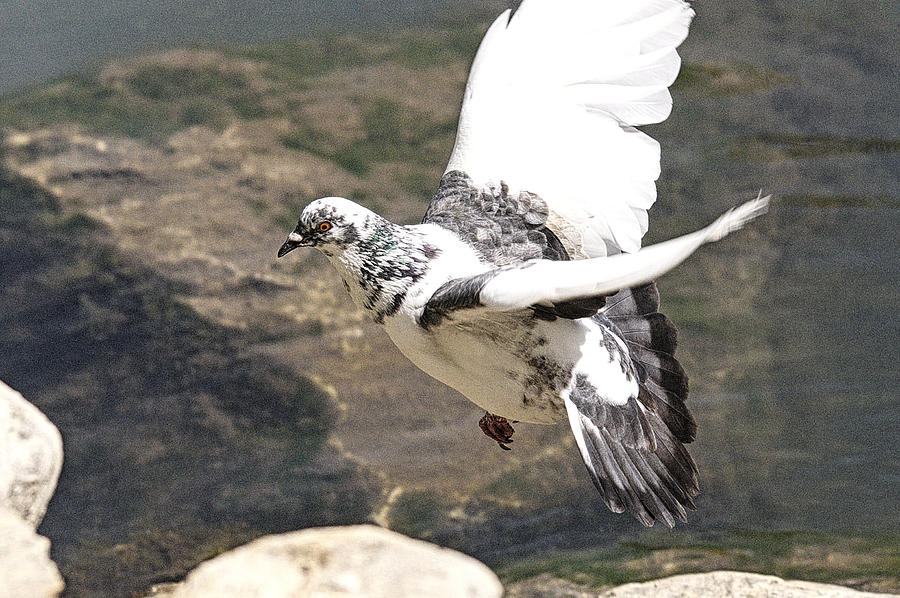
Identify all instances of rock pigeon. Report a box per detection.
[277,0,769,527]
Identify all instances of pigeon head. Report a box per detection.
[277,195,437,322]
[277,197,374,258]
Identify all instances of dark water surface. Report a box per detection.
[704,206,899,531]
[0,0,495,95]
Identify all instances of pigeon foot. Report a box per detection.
[479,412,515,450]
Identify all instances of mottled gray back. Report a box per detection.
[422,170,568,266]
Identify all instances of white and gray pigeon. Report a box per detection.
[277,0,769,527]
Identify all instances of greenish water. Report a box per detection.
[497,529,900,590]
[0,0,493,95]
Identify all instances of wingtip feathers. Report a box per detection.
[706,193,771,242]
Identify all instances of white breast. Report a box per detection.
[384,311,561,423]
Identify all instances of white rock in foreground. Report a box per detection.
[166,525,503,598]
[597,571,896,598]
[0,506,64,598]
[0,380,63,528]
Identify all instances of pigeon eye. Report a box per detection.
[318,221,332,232]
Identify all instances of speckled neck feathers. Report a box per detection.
[325,215,438,324]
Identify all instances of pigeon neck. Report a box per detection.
[329,219,436,324]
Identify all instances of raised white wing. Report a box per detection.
[445,0,694,257]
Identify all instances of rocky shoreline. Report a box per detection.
[2,381,895,598]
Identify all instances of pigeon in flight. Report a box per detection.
[278,0,768,527]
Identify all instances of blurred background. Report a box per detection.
[0,1,897,597]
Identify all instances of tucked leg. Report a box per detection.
[479,412,515,450]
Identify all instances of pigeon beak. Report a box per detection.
[277,231,307,257]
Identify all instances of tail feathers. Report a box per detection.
[573,281,698,526]
[565,395,699,528]
[639,382,696,444]
[629,345,689,398]
[604,283,696,443]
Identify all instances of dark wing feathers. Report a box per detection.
[579,422,626,513]
[422,274,698,526]
[569,396,698,528]
[639,381,695,444]
[615,312,678,354]
[631,347,688,394]
[604,283,696,443]
[603,282,660,317]
[566,283,698,527]
[418,270,498,329]
[423,192,699,528]
[542,295,608,319]
[574,407,682,528]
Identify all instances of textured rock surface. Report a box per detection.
[596,571,897,598]
[505,573,599,598]
[164,524,503,598]
[0,506,64,598]
[0,380,63,528]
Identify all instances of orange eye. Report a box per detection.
[318,221,332,232]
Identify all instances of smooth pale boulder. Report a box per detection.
[165,525,503,598]
[0,506,64,598]
[0,380,63,528]
[597,571,896,598]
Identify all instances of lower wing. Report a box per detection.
[420,195,769,328]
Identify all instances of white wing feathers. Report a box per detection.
[480,195,770,312]
[445,0,695,257]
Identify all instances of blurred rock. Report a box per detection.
[0,380,63,528]
[142,583,179,596]
[596,571,896,597]
[163,524,503,598]
[505,573,598,598]
[0,506,64,598]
